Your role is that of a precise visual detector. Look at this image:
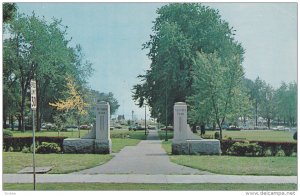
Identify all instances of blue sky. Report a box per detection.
[16,2,297,119]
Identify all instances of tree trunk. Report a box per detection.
[20,84,26,132]
[192,124,197,133]
[3,111,7,129]
[77,117,80,138]
[255,102,258,126]
[200,124,205,136]
[212,123,216,131]
[267,118,271,129]
[17,115,21,131]
[9,115,15,130]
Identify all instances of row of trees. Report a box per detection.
[132,3,297,140]
[3,3,120,131]
[243,78,297,129]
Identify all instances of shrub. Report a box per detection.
[228,141,262,156]
[214,132,220,139]
[275,149,286,157]
[8,146,14,152]
[221,140,297,157]
[293,132,297,140]
[36,142,61,154]
[3,136,66,152]
[3,130,13,138]
[21,146,31,153]
[257,141,297,157]
[263,148,273,156]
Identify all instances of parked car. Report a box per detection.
[147,125,156,130]
[80,125,90,130]
[254,126,268,130]
[161,126,173,131]
[41,123,56,130]
[128,125,136,131]
[272,126,290,131]
[226,126,241,131]
[132,125,145,130]
[114,124,122,129]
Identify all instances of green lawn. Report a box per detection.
[158,130,174,140]
[205,130,295,142]
[158,130,295,142]
[112,138,140,153]
[162,141,297,176]
[3,152,112,174]
[3,183,297,191]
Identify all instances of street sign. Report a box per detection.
[30,79,37,190]
[30,80,37,110]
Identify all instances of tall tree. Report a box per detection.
[132,3,244,126]
[275,82,297,127]
[3,3,17,23]
[85,90,120,122]
[3,12,93,131]
[189,52,246,140]
[259,82,275,129]
[49,76,89,136]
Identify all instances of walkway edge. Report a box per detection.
[3,174,297,184]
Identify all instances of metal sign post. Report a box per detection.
[30,80,37,190]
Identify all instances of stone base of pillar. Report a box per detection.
[95,139,111,154]
[172,139,221,155]
[63,138,111,154]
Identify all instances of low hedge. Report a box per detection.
[3,136,66,152]
[36,142,61,154]
[221,140,297,156]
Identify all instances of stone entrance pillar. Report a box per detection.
[95,101,111,154]
[173,102,188,143]
[172,102,221,155]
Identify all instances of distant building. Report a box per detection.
[117,115,125,121]
[117,115,126,124]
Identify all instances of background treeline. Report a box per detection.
[3,3,119,131]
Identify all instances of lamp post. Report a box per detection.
[165,87,168,141]
[144,104,147,135]
[131,110,134,126]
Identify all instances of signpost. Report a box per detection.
[30,80,37,190]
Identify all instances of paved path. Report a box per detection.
[74,130,208,174]
[3,174,297,184]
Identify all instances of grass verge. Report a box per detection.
[3,152,112,174]
[203,130,295,142]
[3,183,297,191]
[162,141,297,176]
[111,138,140,153]
[158,130,174,140]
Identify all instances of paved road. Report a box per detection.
[3,174,297,184]
[74,130,208,174]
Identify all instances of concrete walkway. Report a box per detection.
[3,174,297,184]
[74,130,208,174]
